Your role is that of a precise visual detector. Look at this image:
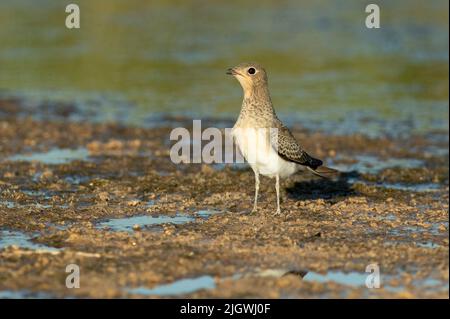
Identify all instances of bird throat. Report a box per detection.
[237,85,276,128]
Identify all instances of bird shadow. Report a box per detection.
[285,171,359,202]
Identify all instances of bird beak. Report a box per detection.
[226,68,237,75]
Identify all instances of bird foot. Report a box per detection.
[251,206,258,214]
[273,208,282,216]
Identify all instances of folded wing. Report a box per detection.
[271,123,323,169]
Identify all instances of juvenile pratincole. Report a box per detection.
[227,62,338,215]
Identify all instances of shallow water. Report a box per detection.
[382,182,442,192]
[97,209,222,232]
[126,268,448,297]
[349,178,442,193]
[97,214,195,232]
[0,199,69,210]
[0,290,53,299]
[0,0,448,137]
[416,242,440,248]
[0,201,15,209]
[127,275,216,296]
[21,190,54,201]
[0,230,59,252]
[385,220,448,237]
[196,210,222,219]
[331,155,424,174]
[302,270,448,293]
[303,270,369,287]
[7,147,89,165]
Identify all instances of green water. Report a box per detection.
[0,0,448,135]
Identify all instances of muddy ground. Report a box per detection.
[0,97,448,298]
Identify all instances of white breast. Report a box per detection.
[232,127,298,178]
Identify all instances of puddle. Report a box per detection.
[33,203,53,209]
[303,271,369,287]
[18,190,56,206]
[391,222,448,236]
[7,147,89,164]
[0,290,53,299]
[196,210,222,219]
[127,275,216,296]
[0,230,59,252]
[348,178,442,193]
[126,265,444,297]
[97,214,195,232]
[331,155,423,174]
[339,156,444,193]
[21,190,54,201]
[98,210,222,232]
[416,242,440,248]
[430,222,449,235]
[377,214,397,221]
[382,182,441,192]
[0,200,68,210]
[424,145,449,157]
[128,269,304,297]
[0,201,15,208]
[302,270,449,294]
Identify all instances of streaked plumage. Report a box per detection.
[227,62,337,214]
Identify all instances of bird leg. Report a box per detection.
[252,171,260,213]
[274,174,281,215]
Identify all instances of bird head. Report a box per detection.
[226,62,268,95]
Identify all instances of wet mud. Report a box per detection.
[0,97,448,298]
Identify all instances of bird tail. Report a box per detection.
[307,165,340,179]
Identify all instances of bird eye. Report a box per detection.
[247,67,256,75]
